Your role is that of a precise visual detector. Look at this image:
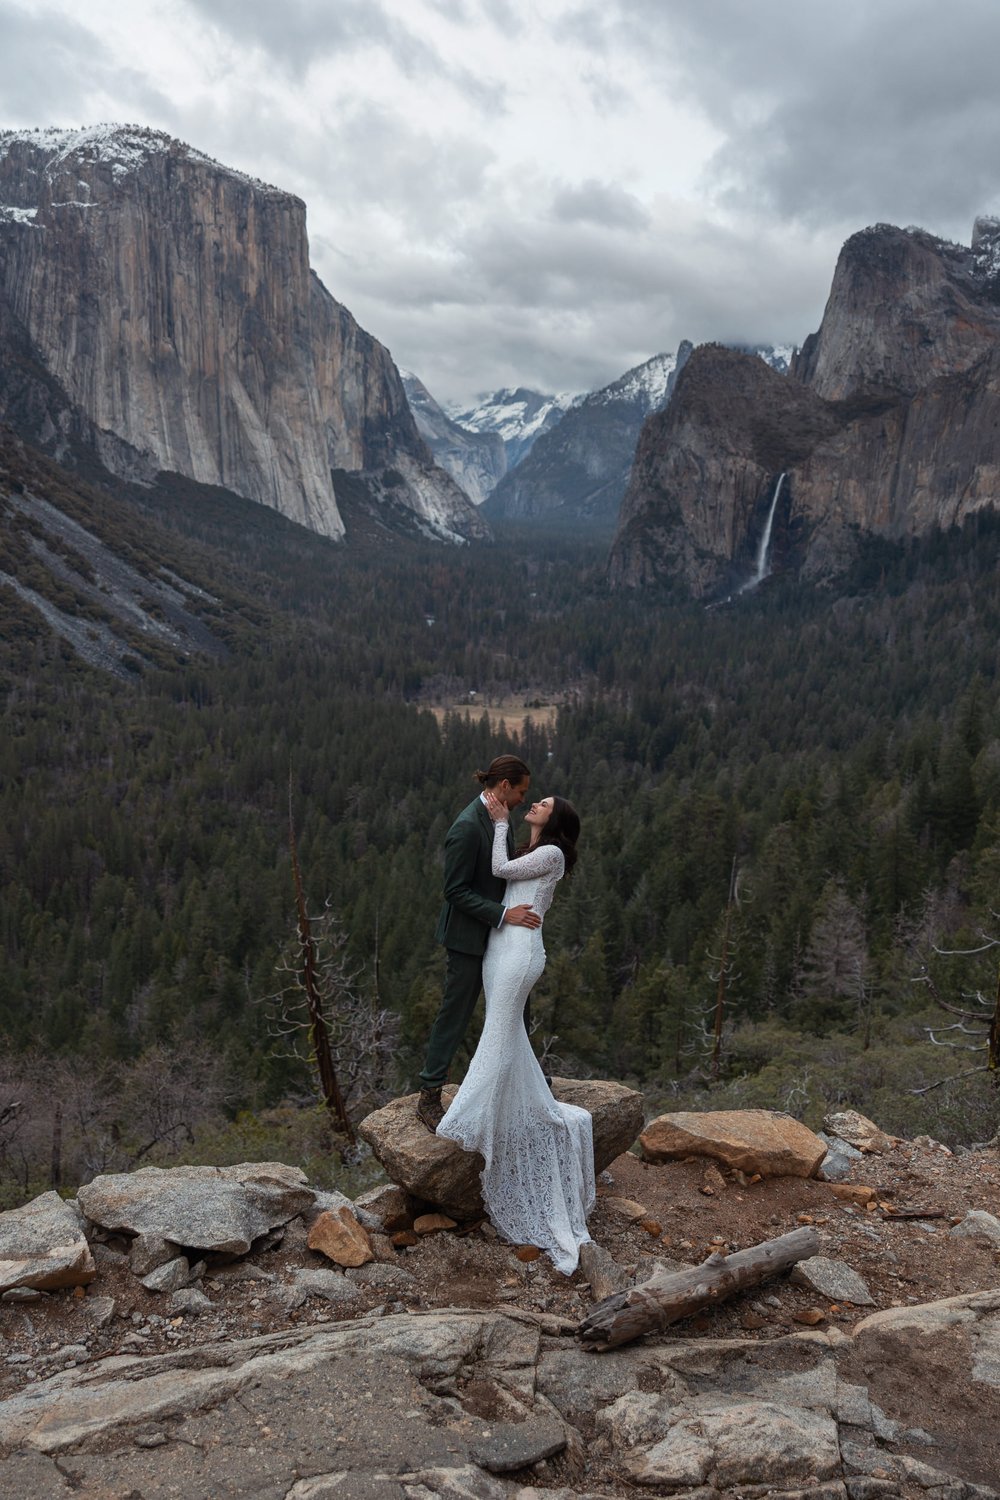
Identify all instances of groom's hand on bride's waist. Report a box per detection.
[505,904,541,929]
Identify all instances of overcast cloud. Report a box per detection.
[2,0,999,404]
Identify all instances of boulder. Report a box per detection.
[77,1163,314,1256]
[169,1286,213,1317]
[949,1210,1000,1248]
[304,1188,381,1234]
[0,1191,96,1293]
[640,1109,826,1179]
[817,1132,865,1182]
[413,1213,457,1235]
[823,1111,893,1154]
[307,1208,373,1268]
[359,1079,643,1220]
[354,1184,416,1233]
[790,1256,875,1306]
[141,1256,194,1294]
[129,1232,178,1277]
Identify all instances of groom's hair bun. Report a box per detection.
[476,754,531,788]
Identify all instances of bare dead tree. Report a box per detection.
[50,1057,122,1181]
[261,780,406,1142]
[115,1044,230,1166]
[50,1101,62,1190]
[264,896,402,1132]
[0,1092,27,1195]
[910,923,1000,1094]
[273,781,356,1145]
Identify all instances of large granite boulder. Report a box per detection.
[359,1079,643,1220]
[77,1162,314,1256]
[640,1109,826,1179]
[0,1191,96,1293]
[822,1109,893,1154]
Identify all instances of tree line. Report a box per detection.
[1,439,999,1198]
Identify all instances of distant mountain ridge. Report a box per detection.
[446,387,576,469]
[483,345,798,530]
[0,124,486,544]
[609,219,1000,595]
[484,349,690,527]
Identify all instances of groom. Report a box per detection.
[417,753,541,1131]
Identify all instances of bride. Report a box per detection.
[436,790,595,1274]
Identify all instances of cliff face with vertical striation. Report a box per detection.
[609,222,1000,595]
[400,371,507,505]
[793,223,1000,401]
[0,125,486,542]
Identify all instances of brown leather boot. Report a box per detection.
[416,1086,445,1132]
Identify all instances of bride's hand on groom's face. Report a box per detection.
[484,790,507,822]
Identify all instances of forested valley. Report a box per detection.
[2,434,1000,1204]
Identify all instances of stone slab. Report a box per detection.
[0,1190,96,1293]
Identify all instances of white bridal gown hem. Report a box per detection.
[437,821,596,1276]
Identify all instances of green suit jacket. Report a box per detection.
[435,796,516,955]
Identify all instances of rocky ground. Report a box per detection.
[1,1118,999,1499]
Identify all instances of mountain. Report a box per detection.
[446,387,575,469]
[400,371,506,505]
[0,124,486,544]
[484,348,691,528]
[609,220,1000,596]
[484,345,793,530]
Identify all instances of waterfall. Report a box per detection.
[738,472,786,594]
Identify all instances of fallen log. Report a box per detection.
[577,1226,821,1351]
[880,1206,947,1220]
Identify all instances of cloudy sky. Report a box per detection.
[3,0,1000,405]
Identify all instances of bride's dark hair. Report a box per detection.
[516,795,580,877]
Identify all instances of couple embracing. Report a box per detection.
[417,754,595,1275]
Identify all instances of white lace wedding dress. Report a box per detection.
[437,819,595,1274]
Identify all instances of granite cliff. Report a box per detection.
[610,220,1000,594]
[0,125,486,543]
[401,370,506,505]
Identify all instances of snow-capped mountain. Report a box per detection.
[483,344,799,529]
[445,388,577,469]
[483,347,692,528]
[734,343,798,375]
[588,350,683,410]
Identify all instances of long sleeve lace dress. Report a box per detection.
[437,820,595,1274]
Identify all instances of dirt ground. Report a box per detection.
[3,1136,999,1404]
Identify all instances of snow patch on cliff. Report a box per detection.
[0,124,287,197]
[592,351,678,410]
[972,216,1000,282]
